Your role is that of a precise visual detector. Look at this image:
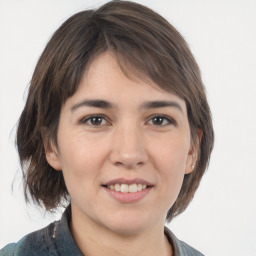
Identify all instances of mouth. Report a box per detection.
[101,178,154,200]
[102,183,152,193]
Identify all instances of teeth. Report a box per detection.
[114,184,121,192]
[120,184,129,193]
[128,184,137,193]
[107,183,148,193]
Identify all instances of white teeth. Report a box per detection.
[114,184,121,192]
[128,184,137,193]
[120,184,129,193]
[137,184,142,191]
[107,183,148,193]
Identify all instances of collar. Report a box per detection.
[51,205,82,255]
[52,205,180,256]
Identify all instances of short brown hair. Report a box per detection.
[17,0,214,221]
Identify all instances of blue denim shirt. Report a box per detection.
[0,206,204,256]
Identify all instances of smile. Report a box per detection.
[107,184,148,193]
[102,178,153,203]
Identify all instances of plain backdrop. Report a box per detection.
[0,0,256,255]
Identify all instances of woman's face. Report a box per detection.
[46,51,195,235]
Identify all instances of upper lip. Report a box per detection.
[103,178,154,186]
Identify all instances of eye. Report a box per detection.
[147,115,175,126]
[80,115,108,126]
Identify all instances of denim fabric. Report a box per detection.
[0,206,82,256]
[165,228,205,256]
[0,206,204,256]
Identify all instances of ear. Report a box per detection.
[185,129,203,174]
[41,130,62,171]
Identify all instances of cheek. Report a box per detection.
[57,132,108,191]
[152,135,190,174]
[150,134,190,196]
[155,154,187,210]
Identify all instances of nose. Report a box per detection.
[109,124,148,169]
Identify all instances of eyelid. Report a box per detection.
[79,114,111,126]
[146,114,176,126]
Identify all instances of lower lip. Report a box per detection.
[103,187,152,203]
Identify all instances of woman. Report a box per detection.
[0,1,214,255]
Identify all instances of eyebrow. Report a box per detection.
[141,101,183,113]
[71,100,115,111]
[70,99,183,113]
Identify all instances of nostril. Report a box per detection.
[114,161,144,168]
[109,148,148,168]
[114,161,123,166]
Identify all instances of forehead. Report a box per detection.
[70,51,186,108]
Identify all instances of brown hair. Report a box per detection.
[17,0,214,221]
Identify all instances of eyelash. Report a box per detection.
[79,114,176,127]
[146,114,176,127]
[80,114,109,126]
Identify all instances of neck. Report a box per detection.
[70,206,173,256]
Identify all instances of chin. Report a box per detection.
[102,211,157,236]
[108,222,148,236]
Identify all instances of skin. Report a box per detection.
[45,51,197,256]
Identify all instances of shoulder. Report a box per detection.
[0,243,16,256]
[1,206,82,256]
[0,222,57,256]
[175,238,204,256]
[164,226,204,256]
